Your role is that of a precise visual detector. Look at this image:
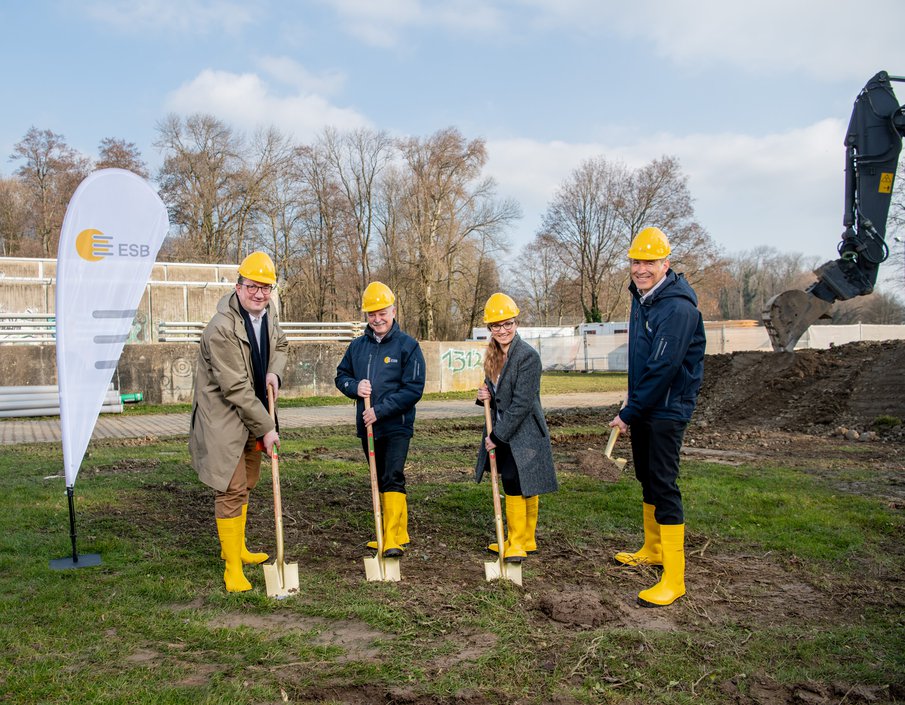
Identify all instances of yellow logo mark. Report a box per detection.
[75,229,113,262]
[879,173,894,194]
[384,356,390,363]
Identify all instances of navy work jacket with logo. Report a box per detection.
[618,269,706,425]
[335,320,426,439]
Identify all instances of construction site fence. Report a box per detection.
[520,323,905,372]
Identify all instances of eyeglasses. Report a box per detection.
[488,320,516,332]
[241,283,273,295]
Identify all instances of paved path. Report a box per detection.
[0,392,625,445]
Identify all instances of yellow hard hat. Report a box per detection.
[627,227,671,260]
[361,281,396,312]
[484,292,520,324]
[238,251,277,285]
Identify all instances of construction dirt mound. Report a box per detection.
[694,339,905,436]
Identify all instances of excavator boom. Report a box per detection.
[763,71,905,351]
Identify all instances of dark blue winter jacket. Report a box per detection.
[618,270,706,425]
[335,320,426,439]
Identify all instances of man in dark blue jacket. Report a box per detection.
[609,227,706,608]
[335,281,425,558]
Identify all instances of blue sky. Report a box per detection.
[3,0,905,265]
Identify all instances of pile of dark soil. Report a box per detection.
[694,339,905,437]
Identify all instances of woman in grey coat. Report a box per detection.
[475,293,558,563]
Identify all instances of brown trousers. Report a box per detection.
[214,433,263,518]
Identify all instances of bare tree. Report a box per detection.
[395,128,518,340]
[540,157,627,322]
[716,247,819,320]
[862,291,905,323]
[322,127,393,300]
[10,127,91,255]
[882,166,905,298]
[541,154,718,323]
[254,135,309,319]
[510,233,576,325]
[0,177,29,256]
[155,114,276,263]
[290,143,356,321]
[96,137,149,178]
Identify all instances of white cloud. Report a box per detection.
[328,0,905,80]
[518,0,905,81]
[487,118,847,258]
[82,0,260,34]
[608,1,905,81]
[166,69,371,141]
[255,56,347,96]
[320,0,505,47]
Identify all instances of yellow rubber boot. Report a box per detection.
[222,504,270,565]
[615,502,662,566]
[368,493,411,551]
[216,516,252,593]
[524,495,539,554]
[397,493,410,547]
[489,494,538,556]
[380,491,405,558]
[367,493,385,551]
[486,537,510,555]
[638,523,685,607]
[503,494,528,564]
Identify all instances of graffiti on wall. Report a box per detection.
[440,347,484,374]
[438,345,485,391]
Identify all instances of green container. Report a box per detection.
[120,393,144,403]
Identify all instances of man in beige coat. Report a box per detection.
[190,251,289,592]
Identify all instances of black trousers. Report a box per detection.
[629,417,687,525]
[360,435,410,494]
[485,440,523,497]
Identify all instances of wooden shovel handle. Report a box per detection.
[364,396,386,565]
[267,386,285,567]
[604,426,620,458]
[483,398,507,574]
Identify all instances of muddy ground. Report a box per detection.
[126,340,904,704]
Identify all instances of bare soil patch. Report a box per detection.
[113,340,904,703]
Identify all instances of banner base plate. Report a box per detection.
[50,553,102,570]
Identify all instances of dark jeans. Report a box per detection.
[630,417,687,525]
[360,435,410,494]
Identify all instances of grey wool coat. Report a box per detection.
[189,292,289,492]
[474,334,558,496]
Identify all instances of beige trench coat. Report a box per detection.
[189,292,289,492]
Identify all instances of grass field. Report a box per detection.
[0,410,901,704]
[117,371,628,416]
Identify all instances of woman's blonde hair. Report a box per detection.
[484,336,507,382]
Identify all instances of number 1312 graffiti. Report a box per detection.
[440,348,484,374]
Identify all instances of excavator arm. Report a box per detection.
[763,71,905,351]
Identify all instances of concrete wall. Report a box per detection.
[0,340,489,404]
[0,256,240,343]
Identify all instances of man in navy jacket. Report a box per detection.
[609,227,706,608]
[335,281,425,558]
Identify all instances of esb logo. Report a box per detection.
[75,228,151,262]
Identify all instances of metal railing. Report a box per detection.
[0,313,56,344]
[0,383,123,418]
[157,320,365,343]
[0,315,365,344]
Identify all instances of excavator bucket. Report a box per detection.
[762,290,833,352]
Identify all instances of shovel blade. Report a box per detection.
[363,555,401,582]
[263,560,300,599]
[484,559,522,586]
